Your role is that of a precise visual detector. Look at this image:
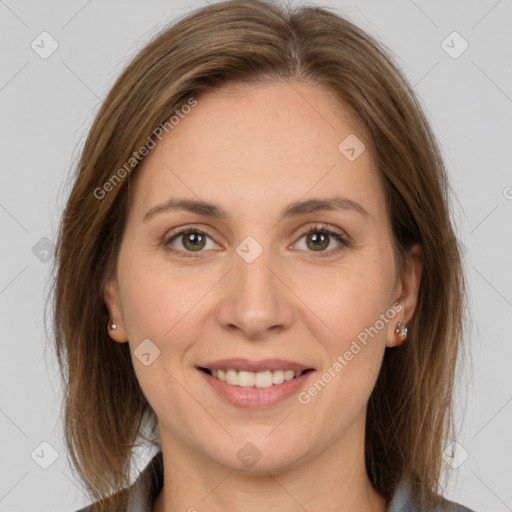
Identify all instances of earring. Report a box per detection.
[109,322,117,330]
[395,321,408,341]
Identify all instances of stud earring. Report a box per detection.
[395,321,408,341]
[109,322,117,330]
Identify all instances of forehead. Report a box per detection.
[128,81,385,222]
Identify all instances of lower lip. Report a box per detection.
[198,369,314,408]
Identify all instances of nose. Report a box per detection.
[214,245,296,340]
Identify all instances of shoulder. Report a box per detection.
[73,451,163,512]
[73,486,130,512]
[387,477,476,512]
[438,492,476,512]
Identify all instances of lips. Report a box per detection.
[196,358,315,407]
[198,358,313,373]
[198,362,315,408]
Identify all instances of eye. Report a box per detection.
[293,224,348,256]
[163,224,349,258]
[163,227,218,257]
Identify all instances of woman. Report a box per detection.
[50,0,475,510]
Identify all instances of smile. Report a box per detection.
[198,365,315,408]
[200,368,312,388]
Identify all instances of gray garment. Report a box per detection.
[77,451,475,511]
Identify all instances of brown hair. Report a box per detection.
[47,0,470,509]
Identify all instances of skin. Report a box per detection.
[104,81,423,512]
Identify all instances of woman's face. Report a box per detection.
[104,81,421,474]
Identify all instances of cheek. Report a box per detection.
[116,243,198,340]
[308,261,395,346]
[115,244,219,389]
[299,256,395,408]
[115,247,199,404]
[302,273,393,415]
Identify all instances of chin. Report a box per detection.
[207,440,310,475]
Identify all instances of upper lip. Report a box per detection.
[199,358,314,373]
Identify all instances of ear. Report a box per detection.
[387,243,423,348]
[103,276,128,343]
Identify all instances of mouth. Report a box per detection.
[198,367,315,388]
[197,359,316,408]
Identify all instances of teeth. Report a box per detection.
[272,369,284,385]
[209,368,304,387]
[225,369,238,386]
[239,370,256,387]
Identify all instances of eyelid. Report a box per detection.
[290,223,349,257]
[162,224,220,256]
[162,223,349,257]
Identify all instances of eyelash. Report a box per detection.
[162,224,349,259]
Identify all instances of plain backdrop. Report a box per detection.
[1,0,511,511]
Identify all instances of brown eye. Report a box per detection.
[305,231,330,251]
[294,225,348,256]
[164,228,216,256]
[181,231,206,251]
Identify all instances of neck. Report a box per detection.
[152,414,387,512]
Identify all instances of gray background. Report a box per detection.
[1,0,511,510]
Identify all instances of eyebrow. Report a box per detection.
[143,196,369,222]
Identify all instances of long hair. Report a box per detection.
[47,0,469,509]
